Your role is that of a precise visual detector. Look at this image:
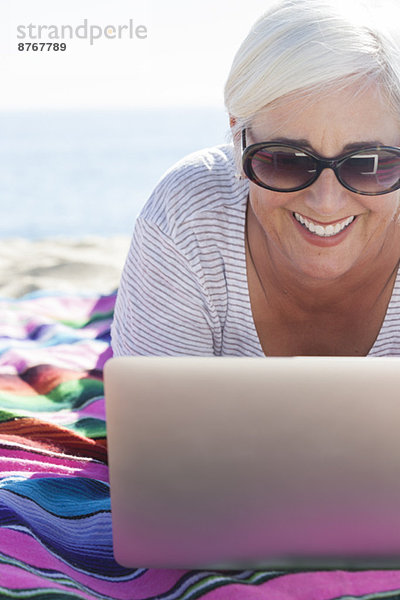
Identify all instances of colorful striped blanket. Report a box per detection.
[2,290,400,599]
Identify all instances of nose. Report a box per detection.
[301,168,352,217]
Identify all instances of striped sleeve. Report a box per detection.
[111,209,222,357]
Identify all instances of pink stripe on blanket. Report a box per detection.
[205,569,400,600]
[0,341,109,373]
[0,564,96,600]
[0,454,108,481]
[0,529,182,599]
[75,396,106,419]
[14,294,114,320]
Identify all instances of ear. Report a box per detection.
[229,114,241,147]
[228,116,244,179]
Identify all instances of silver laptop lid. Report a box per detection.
[104,356,400,569]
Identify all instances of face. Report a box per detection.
[246,82,400,281]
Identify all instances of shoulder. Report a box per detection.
[151,143,239,194]
[139,144,249,238]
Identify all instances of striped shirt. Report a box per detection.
[111,144,400,357]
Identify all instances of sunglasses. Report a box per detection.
[241,129,400,196]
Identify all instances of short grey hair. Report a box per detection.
[224,0,400,170]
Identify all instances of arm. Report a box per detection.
[111,216,221,356]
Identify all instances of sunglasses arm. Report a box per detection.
[241,129,247,154]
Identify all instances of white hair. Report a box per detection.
[224,0,400,168]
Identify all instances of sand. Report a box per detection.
[0,236,132,298]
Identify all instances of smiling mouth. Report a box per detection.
[293,212,356,237]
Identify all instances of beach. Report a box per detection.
[0,236,131,298]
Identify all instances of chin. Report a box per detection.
[293,259,354,282]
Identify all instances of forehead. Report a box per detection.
[249,81,400,153]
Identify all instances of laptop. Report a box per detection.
[104,355,400,570]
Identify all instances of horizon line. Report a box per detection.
[0,104,227,112]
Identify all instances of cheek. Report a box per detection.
[375,195,400,224]
[249,185,288,218]
[249,187,294,246]
[392,197,400,223]
[360,196,400,241]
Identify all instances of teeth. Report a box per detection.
[293,212,355,237]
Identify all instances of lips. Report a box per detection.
[293,212,356,237]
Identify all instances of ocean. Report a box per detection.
[0,107,230,239]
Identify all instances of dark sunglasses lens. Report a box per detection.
[250,146,317,190]
[338,149,400,193]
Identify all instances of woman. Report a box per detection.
[111,0,400,357]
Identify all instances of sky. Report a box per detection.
[2,0,272,110]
